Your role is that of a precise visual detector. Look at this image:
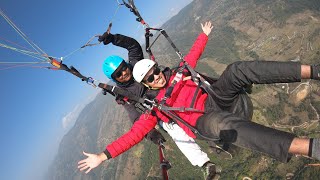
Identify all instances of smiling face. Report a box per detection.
[142,65,167,88]
[112,62,132,83]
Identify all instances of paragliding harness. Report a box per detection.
[121,0,237,157]
[55,57,227,146]
[121,0,223,141]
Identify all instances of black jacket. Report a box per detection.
[108,34,164,144]
[110,34,147,122]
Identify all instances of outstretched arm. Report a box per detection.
[99,32,144,66]
[78,152,108,174]
[105,114,157,158]
[184,21,213,68]
[112,34,144,65]
[78,114,157,174]
[122,102,166,144]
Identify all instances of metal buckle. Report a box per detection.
[86,77,97,88]
[143,98,156,110]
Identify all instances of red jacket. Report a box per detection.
[106,33,208,158]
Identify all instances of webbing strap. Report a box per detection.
[160,108,220,141]
[122,0,222,144]
[184,63,235,101]
[190,77,201,109]
[160,66,184,107]
[160,106,204,113]
[98,83,145,104]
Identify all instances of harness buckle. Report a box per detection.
[143,98,156,110]
[179,107,186,112]
[86,77,97,88]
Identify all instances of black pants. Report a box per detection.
[196,61,301,162]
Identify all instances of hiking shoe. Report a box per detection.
[202,162,222,180]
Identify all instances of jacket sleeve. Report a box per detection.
[123,102,141,123]
[123,102,165,144]
[112,34,144,66]
[183,33,208,68]
[104,113,157,158]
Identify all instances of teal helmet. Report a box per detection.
[102,55,124,81]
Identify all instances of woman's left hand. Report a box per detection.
[201,21,214,36]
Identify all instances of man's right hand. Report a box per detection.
[98,32,114,45]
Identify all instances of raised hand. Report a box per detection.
[201,21,214,36]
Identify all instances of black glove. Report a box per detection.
[98,32,114,45]
[101,89,115,96]
[115,95,125,105]
[145,129,166,145]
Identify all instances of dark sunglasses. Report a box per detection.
[112,62,128,79]
[144,66,161,83]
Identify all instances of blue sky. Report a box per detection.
[0,0,192,179]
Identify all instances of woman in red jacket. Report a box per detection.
[78,21,320,174]
[77,21,214,175]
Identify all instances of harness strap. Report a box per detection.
[190,77,201,109]
[160,66,184,107]
[98,83,146,104]
[158,106,220,141]
[160,106,204,113]
[160,30,183,60]
[185,63,235,101]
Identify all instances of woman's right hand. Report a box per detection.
[78,151,108,174]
